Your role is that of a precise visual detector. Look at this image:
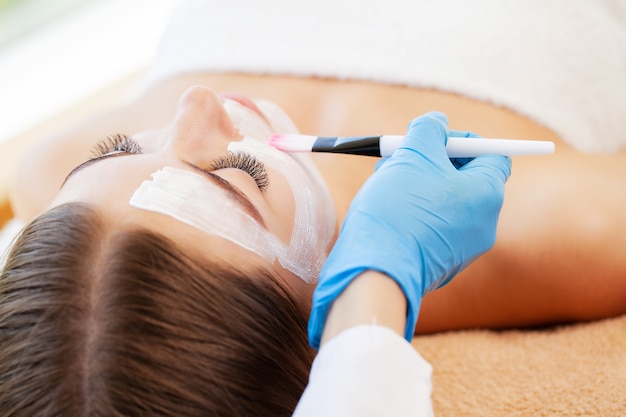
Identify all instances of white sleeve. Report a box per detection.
[292,325,435,417]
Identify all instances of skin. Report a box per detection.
[10,73,626,335]
[321,270,407,346]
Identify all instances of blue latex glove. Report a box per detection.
[308,112,512,349]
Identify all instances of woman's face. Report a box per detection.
[50,85,336,294]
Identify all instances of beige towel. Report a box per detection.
[414,315,626,416]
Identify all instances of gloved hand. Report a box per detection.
[308,112,512,348]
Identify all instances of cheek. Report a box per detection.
[261,168,297,244]
[131,129,169,153]
[229,139,333,282]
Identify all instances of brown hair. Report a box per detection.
[0,203,314,416]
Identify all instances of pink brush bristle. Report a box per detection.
[268,134,316,152]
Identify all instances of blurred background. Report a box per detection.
[0,0,178,145]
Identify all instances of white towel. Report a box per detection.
[149,0,626,153]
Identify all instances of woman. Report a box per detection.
[0,86,508,415]
[10,0,626,331]
[2,0,625,414]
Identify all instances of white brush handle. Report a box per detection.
[379,135,555,158]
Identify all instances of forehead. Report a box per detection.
[101,197,273,270]
[51,158,277,266]
[130,167,288,266]
[53,153,265,227]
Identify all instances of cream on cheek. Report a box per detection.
[128,166,289,266]
[224,98,336,283]
[228,138,335,283]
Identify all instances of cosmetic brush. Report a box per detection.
[268,134,555,158]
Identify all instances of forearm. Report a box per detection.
[320,270,408,347]
[296,271,432,417]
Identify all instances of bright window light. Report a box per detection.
[0,0,178,143]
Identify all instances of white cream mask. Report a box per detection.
[226,99,336,281]
[129,166,290,266]
[130,98,336,283]
[227,138,331,281]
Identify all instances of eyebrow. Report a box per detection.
[62,153,266,227]
[62,153,125,187]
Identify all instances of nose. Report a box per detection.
[164,85,239,163]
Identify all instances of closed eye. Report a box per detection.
[91,134,142,158]
[209,151,269,192]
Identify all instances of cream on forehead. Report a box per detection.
[129,166,290,268]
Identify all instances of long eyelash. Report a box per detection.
[90,134,142,158]
[210,152,269,192]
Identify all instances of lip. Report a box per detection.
[218,93,271,125]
